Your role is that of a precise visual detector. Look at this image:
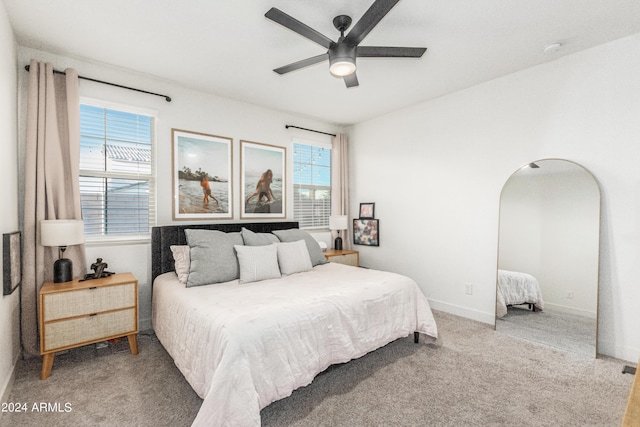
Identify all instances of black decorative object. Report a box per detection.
[83,258,115,281]
[54,256,73,283]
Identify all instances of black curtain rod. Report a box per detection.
[285,125,336,137]
[24,65,172,102]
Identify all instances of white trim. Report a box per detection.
[427,298,496,325]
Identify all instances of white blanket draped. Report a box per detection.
[496,269,544,318]
[152,262,438,426]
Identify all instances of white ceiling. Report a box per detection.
[4,0,640,126]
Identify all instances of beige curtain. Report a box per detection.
[331,133,351,249]
[22,60,86,357]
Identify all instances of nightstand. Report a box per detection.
[324,249,359,267]
[38,272,139,380]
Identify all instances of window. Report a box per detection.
[293,141,331,229]
[79,103,155,241]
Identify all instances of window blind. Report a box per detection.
[79,104,155,240]
[293,142,331,229]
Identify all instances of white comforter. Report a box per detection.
[496,269,544,318]
[152,262,437,427]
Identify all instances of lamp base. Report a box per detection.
[53,258,73,283]
[334,236,343,251]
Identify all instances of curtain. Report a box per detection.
[22,60,86,357]
[331,133,351,249]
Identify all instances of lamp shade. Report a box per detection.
[329,215,348,231]
[40,220,85,247]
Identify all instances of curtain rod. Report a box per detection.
[24,65,172,102]
[285,125,336,137]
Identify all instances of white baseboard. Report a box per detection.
[427,298,495,325]
[544,302,597,319]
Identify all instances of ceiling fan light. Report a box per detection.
[329,58,356,77]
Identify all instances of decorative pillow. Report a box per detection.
[275,240,313,276]
[170,245,190,285]
[272,229,327,267]
[185,229,243,287]
[234,244,281,284]
[241,227,279,246]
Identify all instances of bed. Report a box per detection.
[496,269,544,318]
[151,222,438,427]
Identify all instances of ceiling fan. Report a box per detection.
[265,0,427,88]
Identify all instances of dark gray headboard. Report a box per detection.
[151,221,299,283]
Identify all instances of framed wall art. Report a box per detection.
[353,219,379,247]
[359,202,375,219]
[241,140,286,219]
[3,231,21,295]
[172,129,233,220]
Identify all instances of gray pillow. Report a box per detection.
[241,227,279,246]
[185,229,243,287]
[275,240,313,275]
[234,244,281,284]
[272,229,327,267]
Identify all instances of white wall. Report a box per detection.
[348,33,640,362]
[16,47,342,331]
[0,0,20,405]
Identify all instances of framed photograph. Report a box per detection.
[241,140,286,218]
[353,219,379,247]
[359,202,375,219]
[3,231,21,296]
[172,129,233,220]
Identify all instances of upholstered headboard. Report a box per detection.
[151,221,299,284]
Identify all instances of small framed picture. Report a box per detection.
[3,231,21,296]
[353,219,379,247]
[359,202,375,219]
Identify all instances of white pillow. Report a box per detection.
[170,245,190,285]
[234,244,281,284]
[275,240,313,275]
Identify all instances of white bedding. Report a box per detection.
[496,269,544,318]
[152,262,438,427]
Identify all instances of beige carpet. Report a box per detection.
[2,311,635,426]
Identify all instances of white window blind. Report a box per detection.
[293,142,331,229]
[79,104,155,240]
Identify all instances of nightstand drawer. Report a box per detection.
[43,282,135,321]
[328,254,358,266]
[43,308,136,352]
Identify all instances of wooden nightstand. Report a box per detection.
[38,272,139,380]
[324,249,359,267]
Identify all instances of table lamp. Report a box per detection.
[40,219,84,283]
[329,215,348,250]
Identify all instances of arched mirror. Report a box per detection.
[495,159,600,358]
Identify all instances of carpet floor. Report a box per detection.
[2,311,635,426]
[496,305,597,358]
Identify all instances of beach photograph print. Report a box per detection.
[241,140,285,218]
[172,129,233,220]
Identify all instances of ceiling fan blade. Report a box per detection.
[344,0,400,46]
[357,46,427,58]
[274,53,329,74]
[265,8,334,49]
[344,73,359,88]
